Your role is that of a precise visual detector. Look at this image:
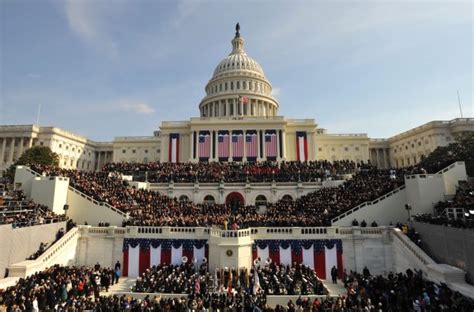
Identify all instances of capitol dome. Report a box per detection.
[199,24,279,118]
[212,48,265,80]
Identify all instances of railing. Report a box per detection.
[68,187,127,217]
[331,185,406,223]
[392,228,435,266]
[436,161,463,175]
[39,227,78,263]
[8,227,79,278]
[21,166,41,177]
[301,227,328,235]
[114,136,158,141]
[210,228,251,238]
[76,225,392,244]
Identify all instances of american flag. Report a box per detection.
[232,131,244,159]
[218,131,230,160]
[265,131,277,158]
[239,95,249,105]
[198,132,210,159]
[246,131,258,159]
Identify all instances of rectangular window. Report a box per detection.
[230,103,234,115]
[219,84,222,91]
[225,83,228,90]
[237,81,240,89]
[231,81,234,90]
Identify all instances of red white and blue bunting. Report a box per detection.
[122,239,208,277]
[252,239,343,279]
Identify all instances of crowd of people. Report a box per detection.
[339,268,474,311]
[0,187,66,228]
[412,180,474,229]
[0,264,116,311]
[30,164,406,227]
[1,263,473,311]
[102,160,365,183]
[413,214,474,229]
[133,262,325,298]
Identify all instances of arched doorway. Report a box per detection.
[203,195,215,206]
[226,192,244,213]
[179,195,189,203]
[281,194,293,202]
[255,195,267,207]
[255,194,267,214]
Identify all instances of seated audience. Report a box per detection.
[0,188,66,228]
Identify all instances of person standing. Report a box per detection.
[331,265,338,284]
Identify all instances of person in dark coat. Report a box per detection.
[331,266,338,284]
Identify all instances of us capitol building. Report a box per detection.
[1,25,473,174]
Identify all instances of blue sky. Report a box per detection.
[1,0,472,141]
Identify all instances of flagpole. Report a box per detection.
[457,90,464,118]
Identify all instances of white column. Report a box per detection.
[97,152,101,170]
[282,130,287,160]
[0,138,6,164]
[190,132,194,162]
[28,137,33,148]
[195,133,199,161]
[18,137,24,156]
[375,149,380,168]
[9,138,15,163]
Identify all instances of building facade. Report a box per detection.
[1,25,473,174]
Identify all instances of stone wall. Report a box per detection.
[411,221,474,283]
[0,221,66,277]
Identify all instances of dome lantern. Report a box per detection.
[231,23,245,55]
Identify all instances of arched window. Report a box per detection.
[255,195,267,207]
[281,194,293,202]
[203,195,215,205]
[179,195,189,202]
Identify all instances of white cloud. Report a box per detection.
[64,0,119,59]
[118,100,155,114]
[271,87,281,97]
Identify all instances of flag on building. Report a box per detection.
[246,130,258,161]
[169,133,180,163]
[198,131,211,160]
[217,131,230,161]
[264,130,277,160]
[252,239,343,280]
[239,95,249,105]
[296,131,308,162]
[232,131,244,161]
[122,239,208,277]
